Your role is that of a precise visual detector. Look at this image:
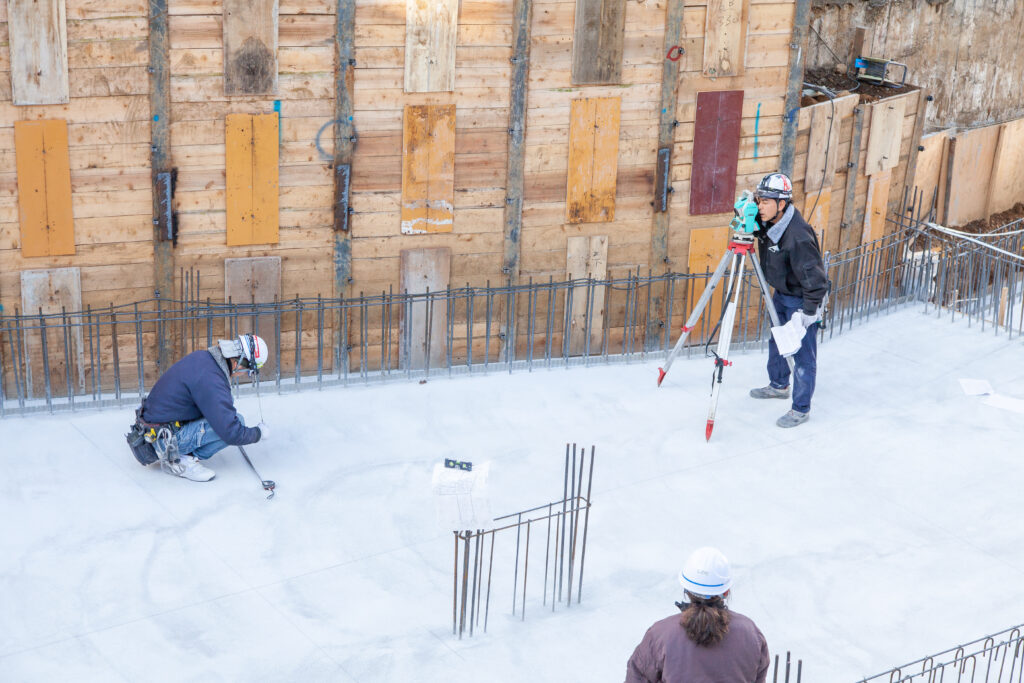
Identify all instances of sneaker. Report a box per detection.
[776,409,809,428]
[750,385,790,399]
[165,455,215,482]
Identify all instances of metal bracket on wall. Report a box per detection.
[334,163,351,232]
[654,147,672,213]
[155,169,178,245]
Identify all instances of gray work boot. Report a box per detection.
[750,385,790,399]
[776,409,809,428]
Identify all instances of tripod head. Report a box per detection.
[728,191,759,243]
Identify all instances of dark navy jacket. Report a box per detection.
[142,349,261,446]
[753,205,829,315]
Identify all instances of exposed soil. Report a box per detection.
[956,203,1024,233]
[802,66,916,105]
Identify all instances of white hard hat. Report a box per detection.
[679,547,733,598]
[755,172,793,200]
[219,333,269,371]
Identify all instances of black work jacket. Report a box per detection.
[752,206,828,315]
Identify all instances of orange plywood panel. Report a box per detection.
[15,119,74,257]
[251,112,280,245]
[41,119,75,255]
[401,104,455,234]
[225,113,255,246]
[566,97,620,224]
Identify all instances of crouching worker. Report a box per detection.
[625,547,769,683]
[126,334,270,482]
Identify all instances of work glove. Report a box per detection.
[797,309,820,328]
[257,422,270,441]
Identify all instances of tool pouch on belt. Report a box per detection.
[125,399,181,467]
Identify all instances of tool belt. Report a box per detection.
[125,398,183,467]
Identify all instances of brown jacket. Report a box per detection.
[625,607,769,683]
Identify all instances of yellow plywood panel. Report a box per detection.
[861,169,891,244]
[704,0,749,78]
[803,187,831,252]
[251,113,280,244]
[15,119,74,257]
[404,0,459,93]
[401,104,455,234]
[865,96,907,176]
[688,226,729,339]
[225,113,254,245]
[566,97,620,224]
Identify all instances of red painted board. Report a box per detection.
[689,90,744,216]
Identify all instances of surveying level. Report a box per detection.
[657,191,795,441]
[854,57,907,88]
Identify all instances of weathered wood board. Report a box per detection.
[225,256,282,376]
[986,119,1024,218]
[861,168,891,244]
[571,0,626,85]
[945,124,1000,226]
[20,267,84,398]
[911,130,951,214]
[865,95,906,176]
[399,247,451,370]
[225,113,280,246]
[404,0,459,93]
[690,90,744,215]
[14,120,75,257]
[8,0,69,105]
[224,0,279,95]
[401,104,456,234]
[703,0,749,78]
[566,234,608,355]
[566,97,621,224]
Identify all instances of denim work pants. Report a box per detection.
[175,415,245,460]
[766,292,817,413]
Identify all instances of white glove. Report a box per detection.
[257,422,270,441]
[797,310,819,328]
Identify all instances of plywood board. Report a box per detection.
[703,0,749,78]
[804,102,842,193]
[399,247,451,371]
[8,0,69,105]
[566,97,621,224]
[404,0,459,93]
[911,130,951,213]
[571,0,626,85]
[226,113,280,246]
[14,120,75,257]
[225,256,282,376]
[945,124,1000,226]
[690,90,744,215]
[687,226,729,342]
[566,235,608,355]
[861,168,891,244]
[20,267,83,399]
[401,104,456,234]
[987,118,1024,217]
[224,0,279,95]
[865,96,906,176]
[803,187,831,252]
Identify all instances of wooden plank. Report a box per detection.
[779,0,810,178]
[899,89,929,218]
[151,0,175,370]
[502,0,532,283]
[988,118,1024,217]
[945,124,1000,226]
[225,113,255,245]
[566,97,621,224]
[571,0,626,85]
[865,96,906,176]
[861,168,891,244]
[911,130,950,214]
[14,120,75,258]
[566,234,608,355]
[225,256,281,375]
[251,113,280,244]
[838,104,865,253]
[703,0,749,78]
[690,90,744,215]
[983,123,1005,222]
[687,226,728,341]
[20,267,84,398]
[404,0,459,93]
[803,187,831,251]
[399,247,450,370]
[804,101,841,193]
[401,104,456,234]
[8,0,70,105]
[223,0,279,95]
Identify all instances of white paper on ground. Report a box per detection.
[432,461,492,531]
[770,316,807,357]
[982,394,1024,415]
[959,378,994,396]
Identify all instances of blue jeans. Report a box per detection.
[766,292,817,413]
[176,415,245,460]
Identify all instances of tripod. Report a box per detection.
[656,232,795,441]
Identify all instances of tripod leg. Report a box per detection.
[747,251,796,375]
[657,249,734,386]
[705,254,746,441]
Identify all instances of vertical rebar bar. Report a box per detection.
[295,299,303,385]
[134,303,144,398]
[459,530,471,639]
[558,444,569,602]
[317,295,324,388]
[484,530,495,633]
[111,308,121,401]
[521,521,530,621]
[452,532,459,636]
[577,445,595,604]
[61,308,73,409]
[512,511,522,614]
[39,311,52,411]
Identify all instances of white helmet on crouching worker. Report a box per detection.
[218,334,269,374]
[755,172,793,201]
[679,546,733,599]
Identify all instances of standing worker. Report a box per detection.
[748,172,829,428]
[625,547,769,683]
[126,334,271,482]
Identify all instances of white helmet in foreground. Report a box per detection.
[679,546,733,599]
[218,334,269,372]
